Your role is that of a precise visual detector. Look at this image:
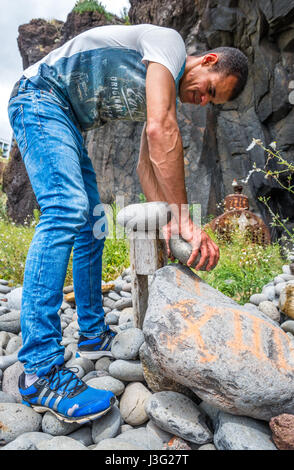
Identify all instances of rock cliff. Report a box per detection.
[3,0,294,241]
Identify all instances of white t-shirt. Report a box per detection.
[23,24,187,130]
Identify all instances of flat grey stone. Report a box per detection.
[115,427,163,450]
[41,411,81,436]
[145,391,213,445]
[95,356,113,372]
[198,443,217,450]
[120,291,132,298]
[114,297,133,310]
[6,335,22,355]
[146,420,174,447]
[249,293,268,305]
[118,308,134,325]
[36,436,88,450]
[0,285,11,294]
[105,310,120,325]
[275,282,286,296]
[0,310,21,334]
[262,285,276,301]
[103,297,117,310]
[1,432,53,450]
[214,412,277,450]
[92,405,121,444]
[111,328,144,360]
[109,359,144,382]
[0,351,19,371]
[0,403,42,445]
[93,438,146,450]
[68,426,93,447]
[274,275,286,285]
[107,291,122,302]
[0,279,9,285]
[0,391,17,403]
[5,287,22,310]
[2,361,24,403]
[281,320,294,335]
[87,376,125,396]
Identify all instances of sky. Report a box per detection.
[0,0,130,143]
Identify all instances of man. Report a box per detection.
[8,24,248,423]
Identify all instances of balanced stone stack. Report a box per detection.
[1,259,294,450]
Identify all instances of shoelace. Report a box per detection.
[46,365,85,395]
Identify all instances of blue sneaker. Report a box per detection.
[76,329,116,360]
[19,365,115,424]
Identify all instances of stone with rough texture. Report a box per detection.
[258,301,280,322]
[36,436,88,450]
[143,264,294,420]
[145,391,212,445]
[91,405,121,444]
[269,414,294,450]
[214,412,277,450]
[111,328,144,360]
[120,382,151,426]
[0,403,42,444]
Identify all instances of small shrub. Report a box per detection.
[73,0,113,21]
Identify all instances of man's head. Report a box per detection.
[179,47,248,106]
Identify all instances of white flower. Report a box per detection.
[269,141,277,150]
[246,138,263,151]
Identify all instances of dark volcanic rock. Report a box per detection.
[4,0,294,234]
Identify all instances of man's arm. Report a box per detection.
[137,62,219,270]
[136,122,166,202]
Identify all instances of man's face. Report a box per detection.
[179,54,238,106]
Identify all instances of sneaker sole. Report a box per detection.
[22,398,115,424]
[76,350,113,360]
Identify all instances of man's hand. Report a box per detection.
[162,216,220,271]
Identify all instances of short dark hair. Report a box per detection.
[198,46,249,101]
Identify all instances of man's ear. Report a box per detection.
[201,53,219,67]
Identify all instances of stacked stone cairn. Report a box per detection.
[0,206,294,450]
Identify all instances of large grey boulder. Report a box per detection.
[0,403,42,445]
[142,264,294,421]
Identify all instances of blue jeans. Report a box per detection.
[8,77,108,377]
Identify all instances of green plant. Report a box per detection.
[197,227,285,304]
[73,0,113,21]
